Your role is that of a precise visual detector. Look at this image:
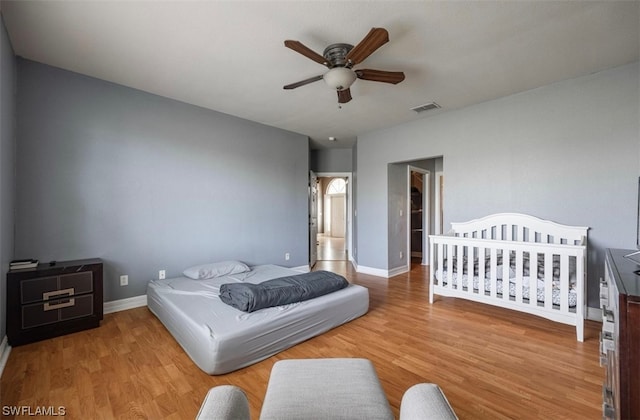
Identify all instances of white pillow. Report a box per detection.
[183,260,250,280]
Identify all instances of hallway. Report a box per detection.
[317,234,347,261]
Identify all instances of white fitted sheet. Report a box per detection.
[147,264,369,375]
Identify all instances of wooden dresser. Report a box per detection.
[601,249,640,419]
[6,258,103,346]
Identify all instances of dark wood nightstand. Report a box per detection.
[6,258,103,346]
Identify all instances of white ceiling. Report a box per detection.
[1,1,638,149]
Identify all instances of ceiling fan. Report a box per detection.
[283,27,405,104]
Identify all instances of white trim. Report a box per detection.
[104,295,148,314]
[435,171,444,235]
[356,265,408,278]
[407,166,430,274]
[356,265,390,278]
[349,255,358,270]
[423,171,430,266]
[0,335,11,379]
[389,265,409,277]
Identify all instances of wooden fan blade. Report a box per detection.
[284,40,328,67]
[345,27,389,66]
[337,88,352,104]
[356,69,405,84]
[283,75,324,90]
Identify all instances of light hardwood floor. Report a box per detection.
[1,261,602,419]
[317,234,347,261]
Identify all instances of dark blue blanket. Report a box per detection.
[219,270,349,313]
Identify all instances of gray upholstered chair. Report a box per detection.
[196,358,457,420]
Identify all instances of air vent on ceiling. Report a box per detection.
[411,102,441,113]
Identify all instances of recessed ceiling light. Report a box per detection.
[328,137,337,141]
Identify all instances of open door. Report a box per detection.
[309,170,318,268]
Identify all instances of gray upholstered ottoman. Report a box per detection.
[400,383,458,420]
[259,358,393,420]
[196,358,458,419]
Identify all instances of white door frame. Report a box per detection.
[435,171,444,235]
[309,170,318,268]
[406,166,430,271]
[316,172,352,261]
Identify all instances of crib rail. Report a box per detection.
[429,234,586,341]
[450,213,588,246]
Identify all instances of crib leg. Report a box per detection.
[576,318,584,342]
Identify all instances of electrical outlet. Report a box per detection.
[285,252,290,261]
[159,270,166,280]
[120,275,128,286]
[400,251,404,259]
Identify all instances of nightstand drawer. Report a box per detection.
[21,271,93,304]
[22,294,94,329]
[602,306,615,334]
[599,277,609,308]
[21,276,58,304]
[60,271,93,295]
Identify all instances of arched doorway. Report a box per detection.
[316,175,350,262]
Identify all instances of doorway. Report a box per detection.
[407,166,429,271]
[315,173,351,262]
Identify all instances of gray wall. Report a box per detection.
[357,62,639,308]
[310,148,353,173]
[0,15,16,340]
[15,59,309,302]
[387,162,406,269]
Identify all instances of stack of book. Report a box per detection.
[10,259,39,270]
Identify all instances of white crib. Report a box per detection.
[429,213,588,341]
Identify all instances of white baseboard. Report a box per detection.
[356,265,390,278]
[388,266,409,277]
[0,335,11,379]
[104,295,148,314]
[349,256,357,270]
[356,264,409,278]
[356,265,388,278]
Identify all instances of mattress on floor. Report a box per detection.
[146,264,369,375]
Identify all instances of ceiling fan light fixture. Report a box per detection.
[323,67,357,91]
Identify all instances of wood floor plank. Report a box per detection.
[1,261,602,419]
